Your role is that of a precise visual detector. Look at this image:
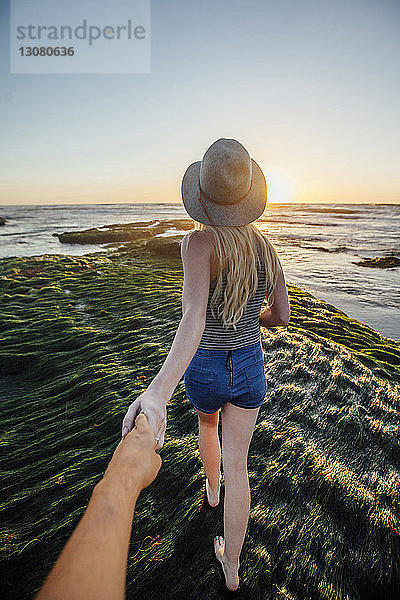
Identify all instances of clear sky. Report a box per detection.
[0,0,399,205]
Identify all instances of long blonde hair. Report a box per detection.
[186,221,282,331]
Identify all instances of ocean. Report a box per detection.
[0,202,399,342]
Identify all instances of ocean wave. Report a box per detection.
[282,239,351,253]
[259,218,339,226]
[292,207,362,215]
[303,244,350,253]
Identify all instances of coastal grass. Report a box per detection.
[1,247,399,599]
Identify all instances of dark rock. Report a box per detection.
[352,255,400,269]
[53,219,193,245]
[0,216,6,226]
[54,226,153,245]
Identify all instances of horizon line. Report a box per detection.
[1,201,399,208]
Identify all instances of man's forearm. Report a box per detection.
[35,477,139,600]
[147,309,205,403]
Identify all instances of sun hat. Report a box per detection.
[181,138,267,226]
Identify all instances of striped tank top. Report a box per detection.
[198,240,267,350]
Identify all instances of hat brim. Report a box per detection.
[181,158,267,226]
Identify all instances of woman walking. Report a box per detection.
[122,138,290,591]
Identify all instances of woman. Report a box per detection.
[121,138,290,591]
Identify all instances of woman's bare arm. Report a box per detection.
[121,231,213,445]
[141,231,213,405]
[260,267,291,328]
[145,231,212,402]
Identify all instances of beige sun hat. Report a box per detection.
[181,138,267,226]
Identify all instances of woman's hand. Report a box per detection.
[121,389,167,450]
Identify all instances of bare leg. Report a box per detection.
[215,402,260,591]
[196,409,221,504]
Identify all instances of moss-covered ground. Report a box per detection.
[1,247,399,600]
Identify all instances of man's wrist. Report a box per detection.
[94,472,141,509]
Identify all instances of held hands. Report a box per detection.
[104,413,162,495]
[121,389,167,451]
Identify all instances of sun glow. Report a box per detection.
[266,171,295,204]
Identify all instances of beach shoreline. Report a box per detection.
[1,206,399,342]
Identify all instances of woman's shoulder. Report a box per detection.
[181,229,213,244]
[180,229,214,254]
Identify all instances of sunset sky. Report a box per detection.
[0,0,399,205]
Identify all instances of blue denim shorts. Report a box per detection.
[183,340,267,414]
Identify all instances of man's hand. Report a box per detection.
[104,413,162,496]
[121,389,167,450]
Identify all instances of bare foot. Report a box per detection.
[213,535,240,591]
[206,473,222,507]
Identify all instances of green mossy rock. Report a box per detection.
[144,235,182,259]
[1,247,400,600]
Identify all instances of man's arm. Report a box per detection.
[35,414,162,600]
[35,481,139,600]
